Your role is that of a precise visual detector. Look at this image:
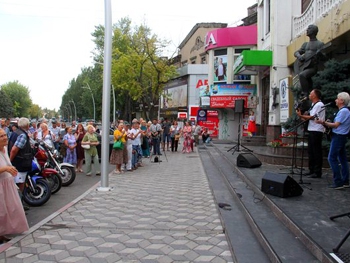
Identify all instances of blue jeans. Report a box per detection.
[132,145,142,168]
[328,134,349,186]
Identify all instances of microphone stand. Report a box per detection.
[289,106,327,186]
[286,118,311,186]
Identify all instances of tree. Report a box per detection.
[91,18,178,121]
[28,104,42,120]
[313,59,350,121]
[0,89,14,117]
[1,81,33,117]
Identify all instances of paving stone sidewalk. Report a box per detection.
[0,149,233,263]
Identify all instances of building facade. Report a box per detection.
[164,0,350,143]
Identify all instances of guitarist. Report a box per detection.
[294,24,325,98]
[296,89,325,179]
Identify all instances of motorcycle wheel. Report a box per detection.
[60,165,76,186]
[23,179,51,207]
[46,173,62,194]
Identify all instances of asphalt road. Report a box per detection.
[25,164,114,227]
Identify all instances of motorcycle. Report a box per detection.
[35,140,76,187]
[22,158,51,206]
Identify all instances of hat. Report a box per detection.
[124,121,130,126]
[52,120,57,124]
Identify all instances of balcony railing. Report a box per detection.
[292,0,343,38]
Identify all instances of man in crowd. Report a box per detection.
[130,119,143,169]
[50,120,61,150]
[161,118,171,151]
[8,118,34,206]
[150,118,162,155]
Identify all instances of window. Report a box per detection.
[263,0,271,36]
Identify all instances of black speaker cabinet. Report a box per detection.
[235,99,244,113]
[237,153,262,168]
[261,172,303,198]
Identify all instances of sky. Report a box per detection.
[0,0,258,111]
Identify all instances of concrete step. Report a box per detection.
[199,144,322,263]
[241,136,266,146]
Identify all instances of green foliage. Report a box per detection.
[1,81,32,117]
[313,59,350,121]
[60,18,178,122]
[0,89,14,117]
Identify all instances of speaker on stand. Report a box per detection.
[227,99,253,155]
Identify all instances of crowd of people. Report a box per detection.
[0,115,213,245]
[109,118,212,174]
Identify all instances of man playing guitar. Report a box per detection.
[296,89,325,178]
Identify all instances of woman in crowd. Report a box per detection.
[81,125,100,176]
[170,120,181,152]
[110,123,127,174]
[0,128,29,244]
[140,120,150,158]
[63,126,77,166]
[74,123,85,173]
[182,121,193,153]
[36,123,54,147]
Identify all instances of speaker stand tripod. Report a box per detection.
[330,212,350,252]
[227,113,252,155]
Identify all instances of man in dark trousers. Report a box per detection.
[296,89,325,178]
[150,118,162,155]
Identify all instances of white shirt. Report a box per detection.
[130,128,141,146]
[308,101,325,132]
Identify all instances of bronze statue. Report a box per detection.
[294,25,325,98]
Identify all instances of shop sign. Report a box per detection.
[178,112,187,119]
[210,96,248,108]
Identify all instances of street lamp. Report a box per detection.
[95,62,115,125]
[83,83,96,121]
[66,103,73,123]
[70,100,77,121]
[63,106,70,122]
[111,85,116,124]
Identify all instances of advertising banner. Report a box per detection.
[210,96,248,108]
[197,109,207,121]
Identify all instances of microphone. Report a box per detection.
[322,102,334,108]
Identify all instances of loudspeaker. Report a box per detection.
[261,172,303,198]
[237,153,262,168]
[235,99,244,113]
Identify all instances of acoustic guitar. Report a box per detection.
[294,42,331,74]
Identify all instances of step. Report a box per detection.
[198,147,271,263]
[199,145,323,263]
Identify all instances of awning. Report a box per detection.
[234,50,273,75]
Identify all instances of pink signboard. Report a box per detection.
[205,25,257,51]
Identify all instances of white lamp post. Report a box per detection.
[83,83,96,121]
[70,100,77,121]
[95,61,116,125]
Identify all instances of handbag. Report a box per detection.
[113,140,124,150]
[81,143,90,150]
[175,134,180,141]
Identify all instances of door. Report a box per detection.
[261,76,270,136]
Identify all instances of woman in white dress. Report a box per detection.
[0,128,29,243]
